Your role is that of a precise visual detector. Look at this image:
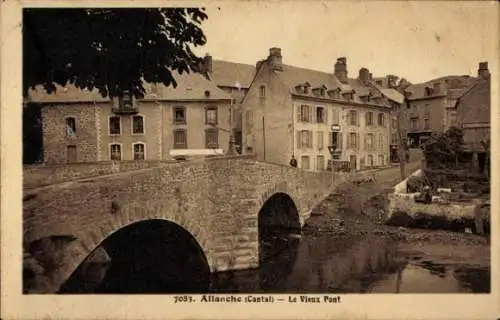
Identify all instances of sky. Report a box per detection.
[193,1,498,84]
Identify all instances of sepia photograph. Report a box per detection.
[1,0,499,319]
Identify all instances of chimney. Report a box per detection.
[334,57,348,84]
[358,68,370,84]
[478,61,490,79]
[369,73,373,81]
[386,75,398,88]
[268,47,283,71]
[204,54,212,74]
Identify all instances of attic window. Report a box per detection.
[204,90,211,97]
[425,87,433,96]
[376,80,383,86]
[304,86,309,94]
[320,88,325,96]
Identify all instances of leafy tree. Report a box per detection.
[23,8,208,99]
[423,126,465,168]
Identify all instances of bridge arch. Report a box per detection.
[58,219,211,293]
[23,202,214,293]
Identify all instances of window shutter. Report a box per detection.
[309,106,314,123]
[324,107,328,124]
[364,134,368,151]
[365,113,369,126]
[297,130,301,149]
[357,111,360,127]
[357,133,361,150]
[308,131,313,148]
[296,104,301,123]
[338,132,343,149]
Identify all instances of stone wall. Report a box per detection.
[23,161,171,188]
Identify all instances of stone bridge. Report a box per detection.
[23,155,345,293]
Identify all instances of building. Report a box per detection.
[241,48,402,172]
[456,62,491,173]
[27,68,234,164]
[211,58,256,153]
[404,69,479,147]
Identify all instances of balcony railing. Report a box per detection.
[112,103,139,114]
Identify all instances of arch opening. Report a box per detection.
[258,192,301,292]
[59,219,210,294]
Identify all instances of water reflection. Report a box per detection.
[367,262,490,293]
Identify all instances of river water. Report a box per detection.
[210,233,490,294]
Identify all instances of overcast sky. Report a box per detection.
[194,1,498,83]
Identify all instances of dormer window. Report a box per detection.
[295,85,304,94]
[304,86,309,94]
[320,88,326,96]
[425,87,433,96]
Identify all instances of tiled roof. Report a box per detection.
[27,71,232,103]
[406,75,477,101]
[380,88,404,104]
[457,79,490,124]
[275,64,390,106]
[211,60,256,88]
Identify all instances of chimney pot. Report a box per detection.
[478,61,490,79]
[268,47,283,71]
[334,57,348,84]
[358,68,370,84]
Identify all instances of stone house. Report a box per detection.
[404,66,480,147]
[27,69,234,164]
[241,48,402,172]
[211,58,256,153]
[456,62,491,173]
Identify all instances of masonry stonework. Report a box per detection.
[23,156,338,293]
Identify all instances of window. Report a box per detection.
[367,155,374,167]
[109,116,121,135]
[110,144,122,160]
[66,145,77,163]
[424,104,430,117]
[300,105,311,122]
[349,110,357,126]
[205,128,219,149]
[331,108,339,125]
[297,130,312,148]
[424,119,430,130]
[366,133,374,150]
[378,134,383,149]
[316,106,325,123]
[132,115,144,134]
[259,85,266,98]
[320,88,325,96]
[378,113,385,126]
[366,112,373,125]
[301,156,310,170]
[392,118,397,129]
[349,132,357,149]
[173,129,187,149]
[317,155,325,171]
[376,80,383,86]
[411,119,417,130]
[133,143,145,160]
[65,117,76,137]
[205,106,218,125]
[174,107,186,124]
[378,155,384,166]
[391,133,398,145]
[317,131,324,149]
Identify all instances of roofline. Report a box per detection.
[26,98,233,104]
[454,80,482,109]
[407,94,446,102]
[241,60,266,105]
[291,93,391,109]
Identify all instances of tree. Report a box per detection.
[394,77,411,180]
[423,127,465,169]
[23,8,208,99]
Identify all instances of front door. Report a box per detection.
[349,155,357,172]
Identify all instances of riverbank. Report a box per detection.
[305,167,490,269]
